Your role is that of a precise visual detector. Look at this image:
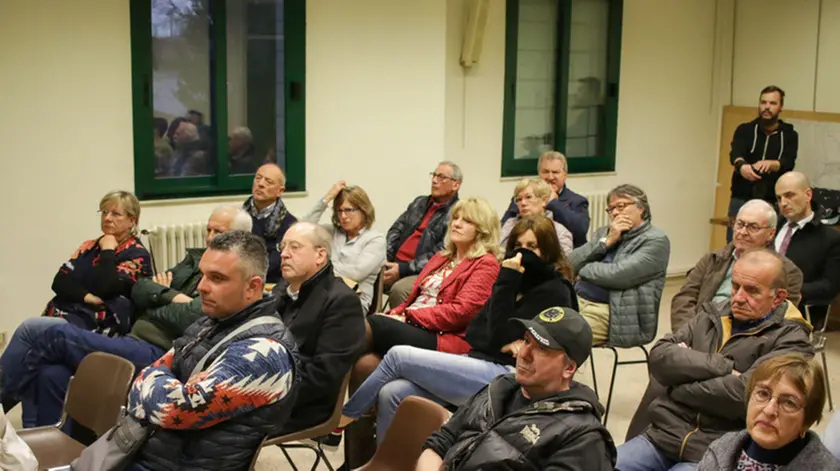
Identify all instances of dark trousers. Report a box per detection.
[367,314,437,357]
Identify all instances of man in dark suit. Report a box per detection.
[502,151,590,247]
[775,171,840,328]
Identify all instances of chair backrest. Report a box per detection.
[368,267,386,315]
[64,352,136,436]
[263,372,352,445]
[357,396,450,471]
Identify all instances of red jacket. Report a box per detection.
[392,252,500,353]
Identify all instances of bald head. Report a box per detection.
[731,248,788,320]
[279,222,333,291]
[252,163,286,208]
[776,171,814,223]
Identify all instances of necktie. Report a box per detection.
[778,223,797,255]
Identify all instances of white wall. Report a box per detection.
[0,0,723,337]
[731,0,840,113]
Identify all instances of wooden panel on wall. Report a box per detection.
[713,106,840,250]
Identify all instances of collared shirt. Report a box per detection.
[774,212,815,252]
[286,286,299,302]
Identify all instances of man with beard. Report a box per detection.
[726,85,798,242]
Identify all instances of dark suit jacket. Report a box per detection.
[779,216,840,305]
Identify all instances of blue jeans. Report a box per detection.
[1,318,165,426]
[616,436,697,471]
[342,345,512,444]
[726,197,747,243]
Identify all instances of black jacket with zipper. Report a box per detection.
[729,118,798,202]
[644,300,812,463]
[424,374,616,470]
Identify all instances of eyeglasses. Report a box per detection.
[733,220,771,234]
[751,386,804,414]
[98,209,126,218]
[336,208,360,215]
[605,202,634,214]
[430,172,457,182]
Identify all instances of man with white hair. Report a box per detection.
[270,222,366,434]
[0,206,253,427]
[229,126,257,174]
[502,151,590,247]
[671,199,803,332]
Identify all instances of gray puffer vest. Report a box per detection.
[134,296,299,471]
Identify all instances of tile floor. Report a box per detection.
[10,277,838,470]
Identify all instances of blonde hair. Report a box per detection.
[513,178,551,201]
[99,190,141,235]
[441,197,502,261]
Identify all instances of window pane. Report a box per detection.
[151,0,216,179]
[564,0,609,158]
[513,0,558,160]
[226,0,285,176]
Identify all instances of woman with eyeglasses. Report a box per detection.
[302,180,386,312]
[501,178,574,255]
[698,353,839,470]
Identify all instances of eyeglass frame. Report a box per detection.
[335,207,360,215]
[605,201,636,214]
[430,172,458,183]
[732,219,772,234]
[750,386,805,414]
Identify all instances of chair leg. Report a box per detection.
[280,446,300,471]
[603,347,619,427]
[590,352,599,400]
[316,443,335,471]
[822,350,833,412]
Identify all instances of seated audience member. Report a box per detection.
[337,215,577,444]
[170,121,208,177]
[228,126,257,174]
[416,308,616,471]
[698,353,838,471]
[123,232,298,471]
[384,161,462,308]
[243,163,297,283]
[0,206,250,426]
[271,222,366,434]
[502,151,590,247]
[615,249,814,470]
[45,190,151,331]
[775,171,840,329]
[368,197,501,358]
[569,184,670,346]
[671,199,803,332]
[302,180,386,312]
[501,178,574,255]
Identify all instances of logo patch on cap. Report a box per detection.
[527,327,551,347]
[538,307,565,323]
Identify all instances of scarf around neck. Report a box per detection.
[244,196,288,239]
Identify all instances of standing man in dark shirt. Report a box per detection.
[502,151,590,247]
[727,85,798,242]
[383,161,461,308]
[243,163,297,283]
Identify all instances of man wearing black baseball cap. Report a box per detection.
[417,307,616,471]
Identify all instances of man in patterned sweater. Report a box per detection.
[125,231,299,471]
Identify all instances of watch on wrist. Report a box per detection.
[598,236,608,248]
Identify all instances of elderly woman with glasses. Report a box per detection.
[501,178,574,255]
[698,353,839,470]
[302,180,386,312]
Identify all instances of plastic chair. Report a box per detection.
[355,396,450,471]
[590,344,651,426]
[263,373,351,471]
[804,303,834,411]
[18,352,136,469]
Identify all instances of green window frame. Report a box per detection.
[501,0,622,177]
[130,0,306,200]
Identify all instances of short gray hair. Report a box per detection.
[207,231,268,280]
[739,199,778,229]
[538,151,568,173]
[211,205,253,232]
[230,126,253,143]
[292,221,333,258]
[439,161,463,183]
[607,184,651,221]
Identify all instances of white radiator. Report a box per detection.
[142,223,207,274]
[583,191,610,238]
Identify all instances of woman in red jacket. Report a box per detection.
[366,197,502,357]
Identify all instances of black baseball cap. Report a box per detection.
[510,307,592,366]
